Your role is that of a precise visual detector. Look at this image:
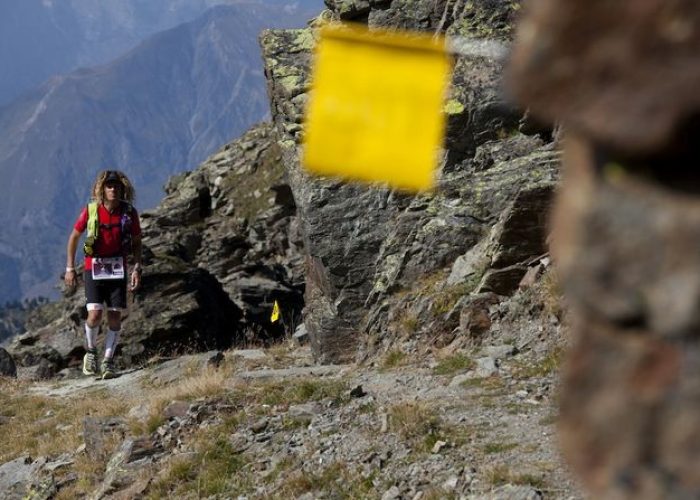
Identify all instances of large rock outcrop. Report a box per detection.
[142,123,305,339]
[261,0,558,363]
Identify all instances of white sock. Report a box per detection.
[85,323,99,350]
[104,329,120,359]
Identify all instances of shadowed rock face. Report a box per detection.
[142,123,305,341]
[261,0,558,363]
[0,347,16,377]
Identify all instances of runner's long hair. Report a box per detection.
[91,170,135,204]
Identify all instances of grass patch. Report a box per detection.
[273,462,375,498]
[463,376,507,395]
[486,464,512,486]
[55,432,126,499]
[0,380,130,463]
[481,376,507,392]
[265,341,298,368]
[389,402,441,441]
[381,349,408,370]
[145,413,166,434]
[506,402,529,415]
[262,456,298,485]
[431,260,489,316]
[512,348,563,379]
[281,415,312,431]
[432,283,468,316]
[538,413,558,426]
[131,364,236,435]
[147,364,232,401]
[357,401,377,414]
[540,268,564,319]
[387,402,463,453]
[512,473,547,489]
[460,377,486,388]
[468,391,502,409]
[220,412,245,433]
[392,270,447,299]
[483,441,518,454]
[147,430,251,499]
[433,353,474,376]
[420,489,458,500]
[485,464,546,489]
[239,378,349,408]
[400,314,419,335]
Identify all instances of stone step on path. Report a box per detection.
[25,348,340,399]
[27,368,144,398]
[27,350,235,398]
[231,364,350,382]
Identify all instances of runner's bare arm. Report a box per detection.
[130,235,142,291]
[65,228,81,287]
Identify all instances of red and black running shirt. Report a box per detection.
[74,203,141,271]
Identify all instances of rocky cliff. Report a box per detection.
[261,0,559,363]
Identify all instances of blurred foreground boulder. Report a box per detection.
[510,0,700,497]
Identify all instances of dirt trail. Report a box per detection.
[18,345,583,499]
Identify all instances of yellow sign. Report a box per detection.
[271,300,280,323]
[303,24,452,192]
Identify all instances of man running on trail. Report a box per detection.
[64,170,142,379]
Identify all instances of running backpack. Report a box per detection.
[83,201,135,256]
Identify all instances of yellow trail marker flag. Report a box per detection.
[270,300,280,323]
[303,24,453,192]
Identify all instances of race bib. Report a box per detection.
[91,257,125,280]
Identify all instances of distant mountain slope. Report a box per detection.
[0,3,317,302]
[0,0,319,107]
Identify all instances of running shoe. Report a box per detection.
[82,348,98,376]
[101,357,117,380]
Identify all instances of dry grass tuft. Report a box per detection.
[433,353,474,376]
[485,464,546,489]
[512,347,563,380]
[381,349,408,370]
[0,379,132,462]
[148,365,231,406]
[483,441,518,454]
[238,377,349,408]
[273,461,375,498]
[147,427,251,498]
[539,267,564,319]
[389,401,444,452]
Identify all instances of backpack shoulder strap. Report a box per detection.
[87,202,99,237]
[84,201,100,256]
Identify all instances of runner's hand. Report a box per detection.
[130,269,141,291]
[64,269,77,289]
